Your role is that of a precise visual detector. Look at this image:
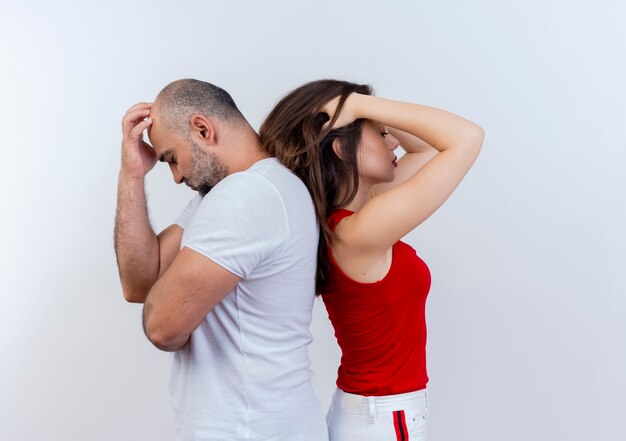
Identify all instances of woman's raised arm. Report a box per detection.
[330,93,484,252]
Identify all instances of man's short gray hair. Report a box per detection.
[156,79,245,133]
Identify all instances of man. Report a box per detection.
[114,79,327,440]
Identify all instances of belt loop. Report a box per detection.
[367,396,376,424]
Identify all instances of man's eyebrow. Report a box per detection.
[158,149,173,163]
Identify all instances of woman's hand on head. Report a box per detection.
[321,93,365,130]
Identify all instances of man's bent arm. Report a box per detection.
[143,247,241,351]
[115,102,165,303]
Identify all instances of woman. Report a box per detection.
[260,80,484,441]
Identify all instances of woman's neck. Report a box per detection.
[343,182,373,212]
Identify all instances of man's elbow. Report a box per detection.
[123,290,146,304]
[121,282,151,304]
[145,320,187,352]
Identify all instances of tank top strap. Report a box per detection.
[327,209,355,232]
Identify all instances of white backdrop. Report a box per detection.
[1,1,624,440]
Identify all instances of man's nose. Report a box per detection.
[169,164,184,184]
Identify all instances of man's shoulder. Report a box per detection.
[215,164,280,197]
[218,158,301,195]
[244,157,295,182]
[200,161,286,215]
[252,158,309,194]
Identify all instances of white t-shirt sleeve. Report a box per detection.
[175,194,203,230]
[181,172,289,278]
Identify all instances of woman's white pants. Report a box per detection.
[327,388,428,441]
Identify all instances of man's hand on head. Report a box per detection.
[121,102,157,179]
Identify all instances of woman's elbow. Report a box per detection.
[469,124,485,148]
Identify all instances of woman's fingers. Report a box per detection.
[321,93,362,130]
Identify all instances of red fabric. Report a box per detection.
[322,209,431,396]
[393,410,409,440]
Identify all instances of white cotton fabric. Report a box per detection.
[171,158,327,441]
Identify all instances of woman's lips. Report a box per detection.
[392,157,398,167]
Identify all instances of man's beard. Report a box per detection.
[187,138,229,197]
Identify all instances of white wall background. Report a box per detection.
[1,1,624,440]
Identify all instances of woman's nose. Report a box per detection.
[389,134,400,150]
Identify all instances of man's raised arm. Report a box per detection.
[114,102,170,303]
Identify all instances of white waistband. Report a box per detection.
[337,388,427,414]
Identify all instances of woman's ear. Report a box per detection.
[190,114,216,145]
[331,138,345,160]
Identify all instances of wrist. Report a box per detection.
[352,93,376,120]
[118,169,146,185]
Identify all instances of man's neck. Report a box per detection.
[225,131,272,175]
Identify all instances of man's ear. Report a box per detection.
[190,114,216,145]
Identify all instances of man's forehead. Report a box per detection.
[146,117,165,149]
[150,126,171,162]
[146,130,158,156]
[147,102,163,139]
[147,121,179,162]
[146,123,156,144]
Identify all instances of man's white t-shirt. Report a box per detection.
[171,158,327,441]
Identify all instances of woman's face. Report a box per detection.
[357,120,400,184]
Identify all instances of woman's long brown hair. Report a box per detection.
[260,79,373,294]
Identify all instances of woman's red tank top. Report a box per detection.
[321,209,431,396]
